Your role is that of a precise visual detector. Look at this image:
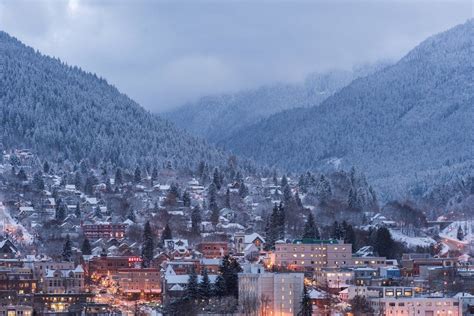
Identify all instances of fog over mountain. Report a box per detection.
[218,19,474,197]
[164,63,389,144]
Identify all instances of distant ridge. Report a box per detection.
[164,63,389,144]
[220,19,474,195]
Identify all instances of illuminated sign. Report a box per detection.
[128,257,142,263]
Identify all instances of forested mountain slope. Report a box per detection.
[222,19,474,195]
[164,64,388,143]
[0,31,227,169]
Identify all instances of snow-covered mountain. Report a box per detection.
[218,19,474,197]
[0,31,228,169]
[164,64,388,144]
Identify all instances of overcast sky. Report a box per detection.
[0,0,471,112]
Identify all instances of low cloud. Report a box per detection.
[0,0,471,112]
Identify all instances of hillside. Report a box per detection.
[164,64,388,143]
[0,31,227,170]
[221,19,474,197]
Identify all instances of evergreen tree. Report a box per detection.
[277,202,285,239]
[343,223,356,250]
[295,191,303,208]
[84,176,95,195]
[55,203,66,222]
[225,188,231,208]
[32,171,44,190]
[127,209,136,222]
[265,204,280,250]
[191,206,202,235]
[74,172,82,190]
[331,221,343,240]
[161,223,172,245]
[281,175,288,187]
[219,255,242,298]
[17,168,27,181]
[186,267,199,300]
[316,175,332,205]
[81,238,92,255]
[211,207,220,226]
[198,267,211,300]
[43,161,50,174]
[105,179,113,193]
[74,202,81,218]
[208,183,219,223]
[62,234,72,262]
[348,187,359,210]
[197,161,205,178]
[213,168,221,190]
[94,207,103,219]
[283,184,293,203]
[302,212,320,239]
[213,274,226,297]
[141,221,154,267]
[115,168,123,186]
[182,190,191,207]
[273,171,278,186]
[238,181,249,198]
[151,167,158,184]
[457,226,464,241]
[374,227,396,258]
[300,285,312,316]
[134,166,141,183]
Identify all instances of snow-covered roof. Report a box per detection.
[244,233,265,244]
[165,274,218,284]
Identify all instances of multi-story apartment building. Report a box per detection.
[33,260,76,291]
[273,239,352,272]
[347,286,462,316]
[43,265,85,294]
[116,268,161,299]
[82,222,127,239]
[401,253,456,276]
[88,254,140,278]
[238,265,304,316]
[371,296,461,315]
[315,267,354,290]
[197,241,228,259]
[0,267,37,295]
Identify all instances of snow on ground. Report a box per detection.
[439,220,473,245]
[0,202,34,244]
[389,228,436,248]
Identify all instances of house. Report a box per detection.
[43,265,85,294]
[234,232,265,253]
[0,239,18,259]
[197,241,228,259]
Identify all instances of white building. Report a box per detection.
[355,286,463,316]
[238,265,304,316]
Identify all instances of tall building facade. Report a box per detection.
[238,266,304,316]
[273,239,352,272]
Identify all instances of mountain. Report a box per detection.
[164,63,388,143]
[0,31,227,170]
[220,19,474,196]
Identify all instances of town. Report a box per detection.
[0,148,472,315]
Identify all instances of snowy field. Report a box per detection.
[389,228,436,248]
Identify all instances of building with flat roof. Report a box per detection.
[116,268,161,299]
[273,239,352,272]
[238,265,304,316]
